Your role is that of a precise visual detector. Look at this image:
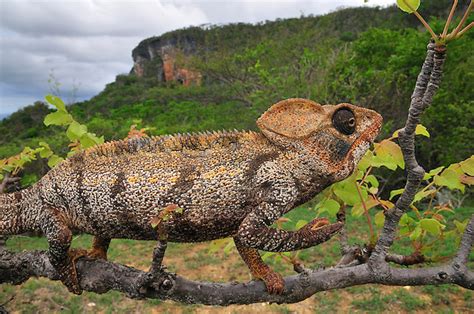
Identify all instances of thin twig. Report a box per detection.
[442,0,459,39]
[449,1,473,39]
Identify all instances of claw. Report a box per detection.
[261,270,285,294]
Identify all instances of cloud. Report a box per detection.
[0,0,395,115]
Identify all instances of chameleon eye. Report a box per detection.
[332,108,356,135]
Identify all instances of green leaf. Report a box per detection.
[66,121,88,141]
[79,133,101,148]
[365,175,379,188]
[351,197,378,217]
[396,0,420,13]
[45,94,66,112]
[423,166,444,180]
[420,218,443,235]
[295,220,308,230]
[399,213,415,226]
[44,111,73,126]
[333,178,364,206]
[47,155,64,168]
[389,188,404,200]
[415,124,430,137]
[319,199,340,217]
[434,168,465,192]
[454,219,468,233]
[374,211,385,228]
[410,224,422,240]
[374,140,404,170]
[357,150,373,171]
[413,189,436,203]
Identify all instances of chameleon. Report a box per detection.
[0,98,382,294]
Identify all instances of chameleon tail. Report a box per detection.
[0,186,38,235]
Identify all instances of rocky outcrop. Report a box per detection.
[131,33,202,86]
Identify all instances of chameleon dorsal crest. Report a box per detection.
[257,98,325,139]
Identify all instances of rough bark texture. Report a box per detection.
[0,42,472,305]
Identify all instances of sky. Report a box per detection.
[0,0,396,116]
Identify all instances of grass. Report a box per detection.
[2,206,473,313]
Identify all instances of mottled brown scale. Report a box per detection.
[0,98,382,294]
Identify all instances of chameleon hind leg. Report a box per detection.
[88,236,111,260]
[234,238,284,294]
[42,209,83,294]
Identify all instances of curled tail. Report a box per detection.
[0,187,38,235]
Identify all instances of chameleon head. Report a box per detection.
[257,98,382,181]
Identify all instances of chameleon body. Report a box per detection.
[0,98,382,294]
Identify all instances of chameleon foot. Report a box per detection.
[260,269,285,294]
[56,249,88,294]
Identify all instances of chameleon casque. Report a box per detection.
[0,98,382,294]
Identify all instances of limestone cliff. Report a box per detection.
[131,33,202,86]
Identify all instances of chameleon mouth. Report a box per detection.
[346,111,383,165]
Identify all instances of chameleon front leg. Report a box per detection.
[237,207,343,252]
[42,209,84,294]
[236,181,343,252]
[234,237,284,294]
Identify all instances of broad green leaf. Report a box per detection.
[45,94,66,112]
[396,0,420,13]
[410,224,422,240]
[415,124,430,137]
[460,156,474,176]
[375,140,405,169]
[44,111,73,126]
[351,197,378,217]
[454,219,468,233]
[413,189,436,203]
[399,213,415,226]
[374,211,385,228]
[419,218,443,235]
[79,133,100,148]
[333,175,365,206]
[423,166,444,180]
[319,199,340,217]
[47,155,64,168]
[295,219,308,230]
[390,188,404,200]
[434,168,465,192]
[66,121,88,141]
[357,150,373,171]
[365,175,379,188]
[38,147,53,159]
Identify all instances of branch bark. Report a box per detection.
[1,42,472,306]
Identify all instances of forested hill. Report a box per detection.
[0,1,472,176]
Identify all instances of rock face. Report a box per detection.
[131,35,202,86]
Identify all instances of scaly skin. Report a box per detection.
[0,98,382,294]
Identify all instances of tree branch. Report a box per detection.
[1,230,472,306]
